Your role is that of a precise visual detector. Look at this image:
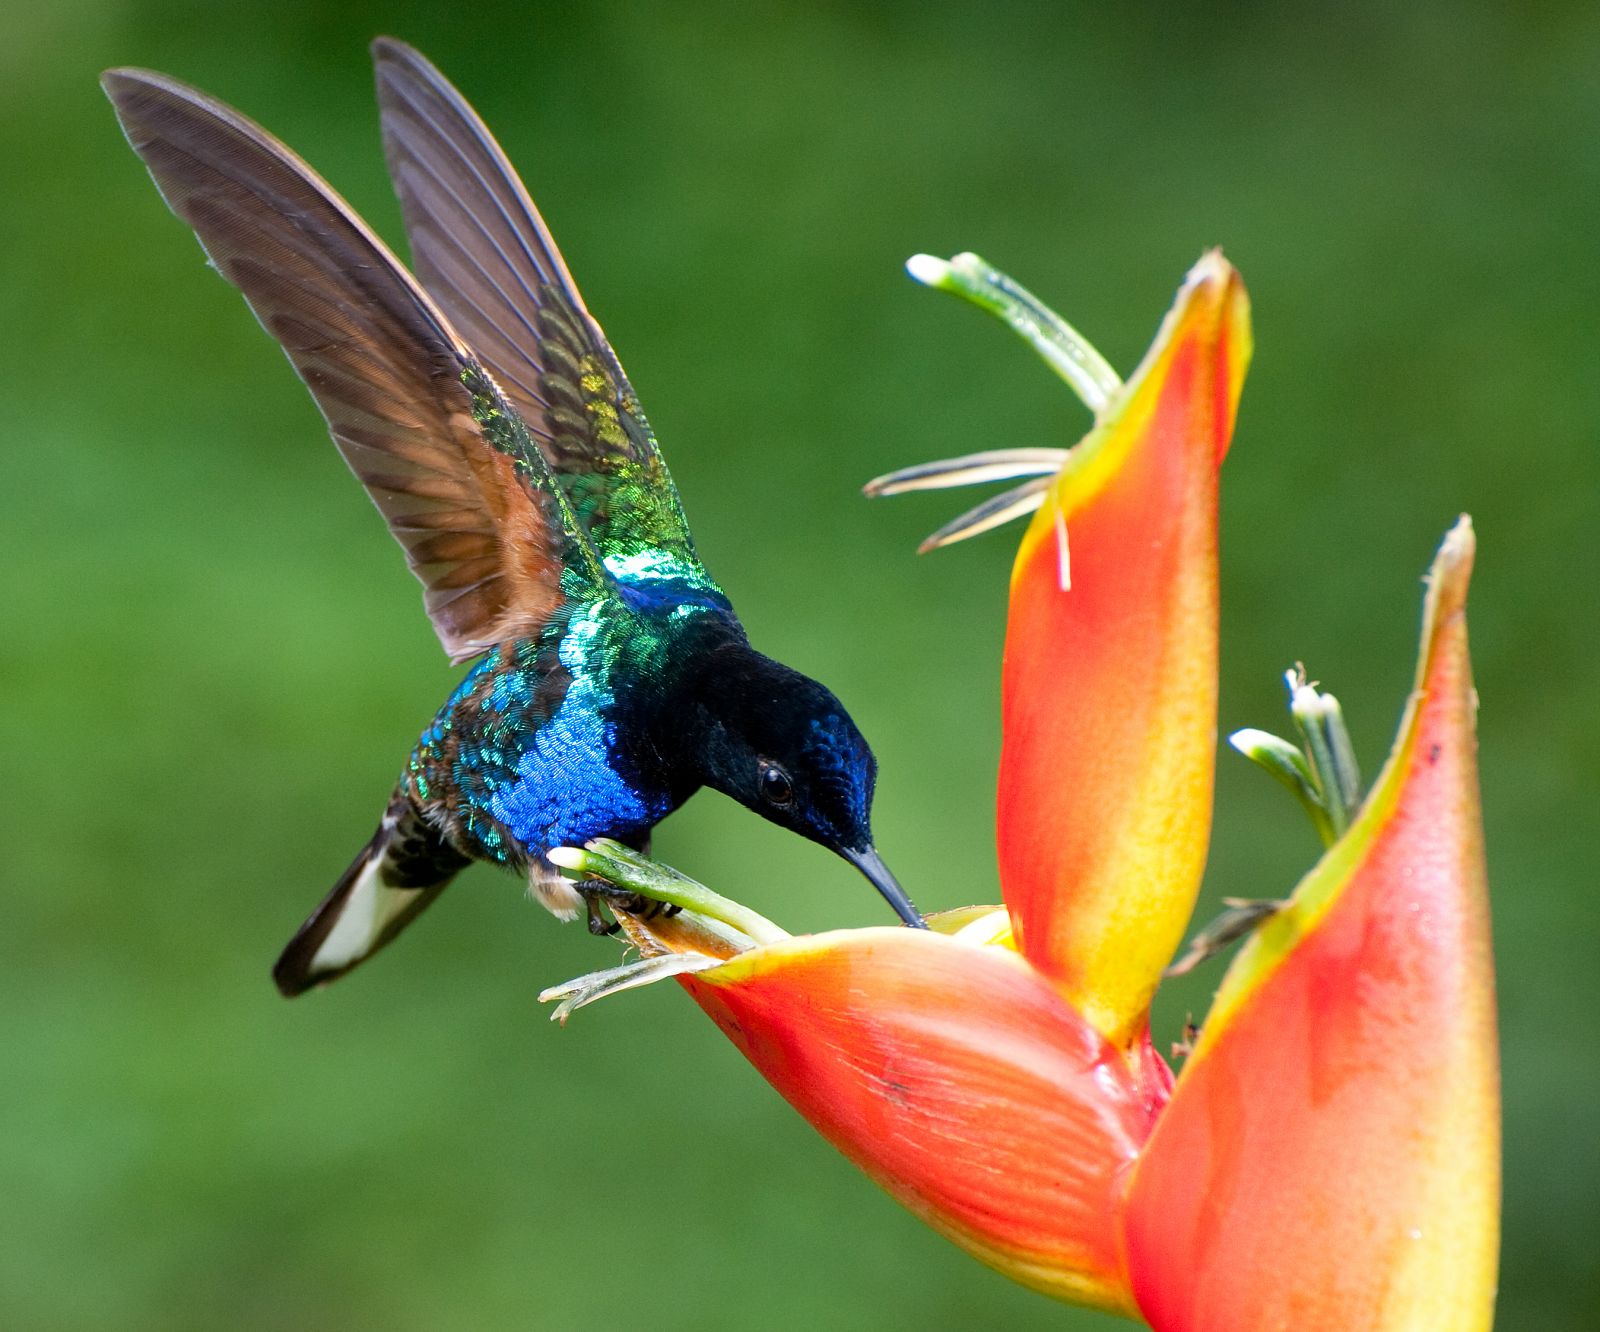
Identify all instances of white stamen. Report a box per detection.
[1054,507,1072,590]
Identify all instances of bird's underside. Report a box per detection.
[274,595,709,996]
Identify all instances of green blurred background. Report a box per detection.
[3,1,1595,1327]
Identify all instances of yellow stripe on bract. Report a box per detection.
[951,907,1017,949]
[694,925,920,986]
[923,904,1008,935]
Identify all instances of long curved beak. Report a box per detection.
[843,847,929,928]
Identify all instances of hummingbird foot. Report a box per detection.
[580,882,683,936]
[549,841,790,948]
[585,896,621,937]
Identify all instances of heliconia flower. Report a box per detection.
[546,253,1499,1328]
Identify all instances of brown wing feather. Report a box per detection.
[369,38,701,570]
[102,67,584,661]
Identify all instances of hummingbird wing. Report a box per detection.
[371,38,727,607]
[103,67,612,663]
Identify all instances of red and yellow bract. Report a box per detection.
[606,254,1499,1330]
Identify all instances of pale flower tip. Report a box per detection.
[1173,250,1249,363]
[545,846,584,871]
[1418,515,1477,656]
[1432,514,1476,596]
[1185,247,1234,291]
[905,253,951,287]
[1228,727,1301,766]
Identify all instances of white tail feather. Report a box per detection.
[308,855,427,977]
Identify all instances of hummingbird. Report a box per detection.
[103,39,925,997]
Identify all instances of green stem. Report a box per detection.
[906,252,1123,414]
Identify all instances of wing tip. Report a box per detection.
[370,35,432,76]
[100,65,197,106]
[370,35,403,64]
[100,66,162,118]
[98,64,253,151]
[100,66,140,91]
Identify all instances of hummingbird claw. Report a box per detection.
[585,895,621,937]
[580,881,683,931]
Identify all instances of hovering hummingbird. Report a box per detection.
[104,39,925,996]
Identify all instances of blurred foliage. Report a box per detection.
[2,1,1596,1328]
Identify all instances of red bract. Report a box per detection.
[1124,520,1498,1329]
[688,929,1157,1312]
[587,254,1499,1329]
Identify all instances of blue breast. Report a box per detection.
[484,600,670,856]
[487,702,665,852]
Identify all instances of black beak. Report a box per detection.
[842,847,928,928]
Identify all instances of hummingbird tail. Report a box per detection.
[273,794,469,997]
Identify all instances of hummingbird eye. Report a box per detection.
[758,762,794,807]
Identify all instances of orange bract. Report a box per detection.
[999,253,1250,1049]
[583,256,1497,1330]
[686,928,1161,1313]
[1124,522,1498,1331]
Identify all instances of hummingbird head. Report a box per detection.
[676,642,926,928]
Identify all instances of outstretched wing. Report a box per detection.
[103,67,609,663]
[371,38,724,605]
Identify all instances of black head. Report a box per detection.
[676,643,926,928]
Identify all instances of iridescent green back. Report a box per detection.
[373,39,725,607]
[509,278,720,600]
